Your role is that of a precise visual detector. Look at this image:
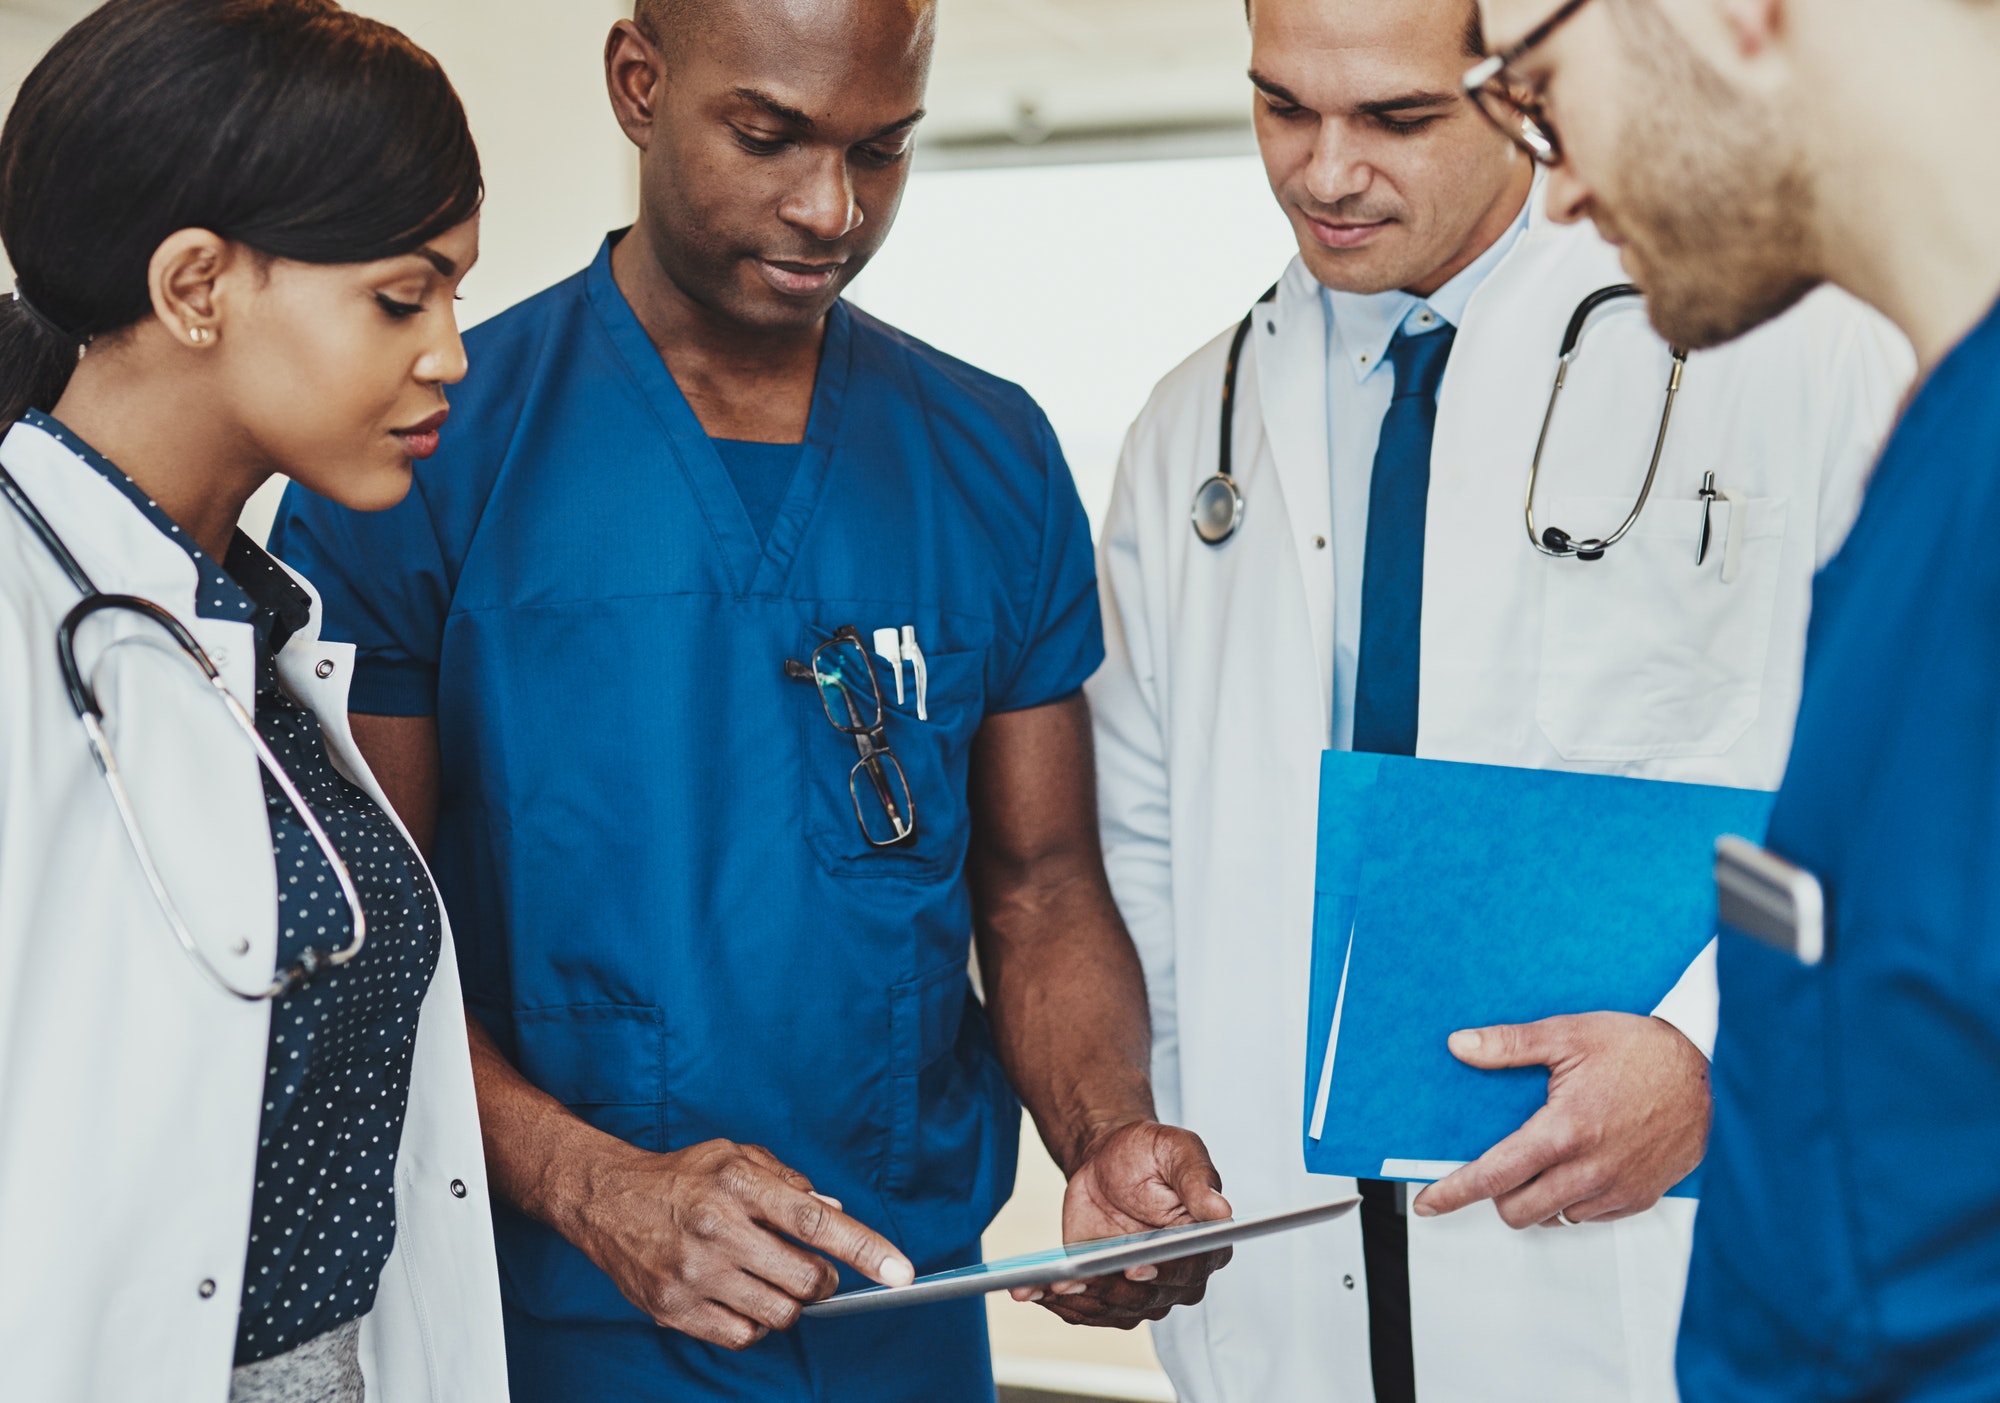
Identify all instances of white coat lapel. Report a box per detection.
[1252,257,1338,717]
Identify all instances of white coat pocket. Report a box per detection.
[1535,494,1789,763]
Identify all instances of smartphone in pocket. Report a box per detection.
[1715,834,1826,965]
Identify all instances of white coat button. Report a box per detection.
[315,659,336,679]
[1343,1275,1355,1290]
[1314,536,1327,550]
[231,938,250,956]
[198,1279,217,1299]
[450,1179,468,1199]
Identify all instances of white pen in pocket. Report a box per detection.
[872,627,905,705]
[901,625,928,721]
[872,626,929,718]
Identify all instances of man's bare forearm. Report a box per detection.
[350,713,442,860]
[968,696,1156,1175]
[464,1012,635,1236]
[980,871,1155,1174]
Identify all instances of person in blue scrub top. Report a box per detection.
[269,0,1234,1398]
[1470,0,2000,1397]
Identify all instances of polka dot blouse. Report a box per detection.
[32,412,444,1366]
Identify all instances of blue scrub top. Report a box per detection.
[269,235,1102,1401]
[1678,300,2000,1400]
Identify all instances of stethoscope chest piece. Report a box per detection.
[1191,474,1244,545]
[1193,282,1278,549]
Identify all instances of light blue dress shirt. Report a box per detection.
[1323,196,1533,750]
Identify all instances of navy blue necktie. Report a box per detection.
[1351,319,1456,1403]
[1352,321,1456,759]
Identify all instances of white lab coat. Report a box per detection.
[1088,203,1911,1403]
[0,419,509,1402]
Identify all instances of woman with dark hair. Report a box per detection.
[0,2,504,1400]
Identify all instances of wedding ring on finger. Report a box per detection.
[1555,1209,1582,1228]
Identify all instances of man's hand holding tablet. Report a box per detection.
[1018,1120,1236,1327]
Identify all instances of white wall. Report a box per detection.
[850,155,1298,529]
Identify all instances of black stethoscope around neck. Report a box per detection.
[0,458,368,1001]
[1190,282,1688,558]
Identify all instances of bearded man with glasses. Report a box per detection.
[1471,0,2000,1398]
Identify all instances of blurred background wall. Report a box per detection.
[0,4,1301,1396]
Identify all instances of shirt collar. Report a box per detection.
[22,408,311,664]
[1321,184,1535,384]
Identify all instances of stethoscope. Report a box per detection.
[0,461,367,1001]
[1525,284,1688,561]
[1190,283,1277,546]
[1191,282,1688,560]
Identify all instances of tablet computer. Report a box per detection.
[801,1196,1359,1319]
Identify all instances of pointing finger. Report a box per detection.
[767,1184,913,1287]
[1413,1113,1566,1217]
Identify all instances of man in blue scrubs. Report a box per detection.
[269,1,1232,1397]
[1472,0,2000,1396]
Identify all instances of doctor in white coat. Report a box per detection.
[0,3,506,1398]
[1085,0,1912,1399]
[0,423,508,1402]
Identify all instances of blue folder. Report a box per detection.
[1301,752,1773,1196]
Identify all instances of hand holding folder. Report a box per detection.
[1413,1007,1718,1224]
[1302,752,1774,1205]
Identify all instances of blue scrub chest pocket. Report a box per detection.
[792,622,985,881]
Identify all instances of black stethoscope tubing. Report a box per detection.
[1190,282,1279,546]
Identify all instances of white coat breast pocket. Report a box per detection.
[1535,494,1789,762]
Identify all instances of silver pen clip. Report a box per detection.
[1695,471,1719,567]
[901,625,928,721]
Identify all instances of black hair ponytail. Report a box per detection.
[0,293,84,426]
[0,0,483,424]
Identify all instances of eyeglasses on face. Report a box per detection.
[1462,0,1599,166]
